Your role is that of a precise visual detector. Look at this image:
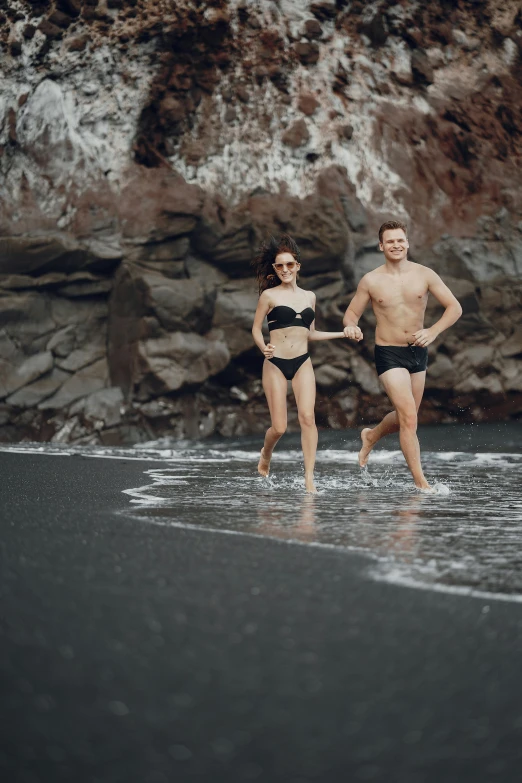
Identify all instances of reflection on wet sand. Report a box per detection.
[255,494,317,541]
[121,450,522,598]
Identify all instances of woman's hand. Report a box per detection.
[343,325,363,341]
[263,343,275,359]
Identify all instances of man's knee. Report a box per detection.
[298,411,316,428]
[398,408,417,431]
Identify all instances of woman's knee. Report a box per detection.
[298,411,316,429]
[271,421,287,438]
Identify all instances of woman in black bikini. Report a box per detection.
[251,235,359,493]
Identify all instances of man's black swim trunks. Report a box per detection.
[374,345,428,377]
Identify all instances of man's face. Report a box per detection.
[379,229,409,262]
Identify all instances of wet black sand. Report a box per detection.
[1,452,522,783]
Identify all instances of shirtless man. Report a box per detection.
[342,220,462,491]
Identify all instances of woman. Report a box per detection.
[251,235,359,493]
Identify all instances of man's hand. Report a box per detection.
[412,327,438,347]
[343,325,363,342]
[263,343,275,358]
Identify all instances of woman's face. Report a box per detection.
[273,251,300,284]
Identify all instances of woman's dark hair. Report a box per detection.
[251,234,301,294]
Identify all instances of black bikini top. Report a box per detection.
[267,305,315,331]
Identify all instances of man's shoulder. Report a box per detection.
[409,261,432,273]
[363,265,386,284]
[409,261,439,281]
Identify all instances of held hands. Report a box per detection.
[412,327,438,347]
[263,343,275,359]
[343,325,363,342]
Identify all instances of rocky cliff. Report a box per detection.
[1,0,521,444]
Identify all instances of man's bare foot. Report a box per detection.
[258,448,271,478]
[358,428,374,467]
[417,482,435,493]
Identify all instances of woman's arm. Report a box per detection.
[308,292,361,342]
[252,291,275,358]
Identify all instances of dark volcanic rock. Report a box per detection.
[411,48,434,85]
[302,19,323,40]
[298,92,320,116]
[119,170,204,242]
[282,119,310,148]
[0,0,521,442]
[361,12,389,47]
[0,235,121,276]
[294,41,320,65]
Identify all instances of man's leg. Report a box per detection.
[359,371,426,467]
[362,368,430,489]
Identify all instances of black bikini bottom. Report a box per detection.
[268,352,311,381]
[374,345,428,377]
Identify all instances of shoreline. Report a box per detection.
[2,451,522,782]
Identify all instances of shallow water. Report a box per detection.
[3,423,522,602]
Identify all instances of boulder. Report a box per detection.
[212,280,259,357]
[0,234,120,276]
[424,354,456,390]
[73,387,125,427]
[137,271,216,334]
[191,198,253,277]
[6,368,70,408]
[314,364,350,391]
[499,326,522,358]
[126,237,191,276]
[297,93,320,116]
[136,332,230,396]
[361,12,389,47]
[428,237,519,282]
[411,49,434,85]
[454,372,503,395]
[294,42,320,66]
[350,354,381,395]
[452,345,496,374]
[46,325,76,358]
[302,19,322,40]
[39,358,109,409]
[282,119,310,148]
[56,340,106,372]
[0,351,53,399]
[119,169,205,243]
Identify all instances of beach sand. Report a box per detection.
[1,451,522,782]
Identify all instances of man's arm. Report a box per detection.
[412,270,463,348]
[342,276,371,340]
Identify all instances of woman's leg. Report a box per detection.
[258,359,288,477]
[291,358,318,493]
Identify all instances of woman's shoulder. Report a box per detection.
[300,288,316,307]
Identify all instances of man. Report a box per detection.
[343,220,462,491]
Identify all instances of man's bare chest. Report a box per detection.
[369,279,428,309]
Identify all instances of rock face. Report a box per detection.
[0,0,521,444]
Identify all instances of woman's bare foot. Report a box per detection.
[358,428,374,467]
[258,448,271,477]
[305,474,318,494]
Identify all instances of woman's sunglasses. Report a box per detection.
[273,261,297,272]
